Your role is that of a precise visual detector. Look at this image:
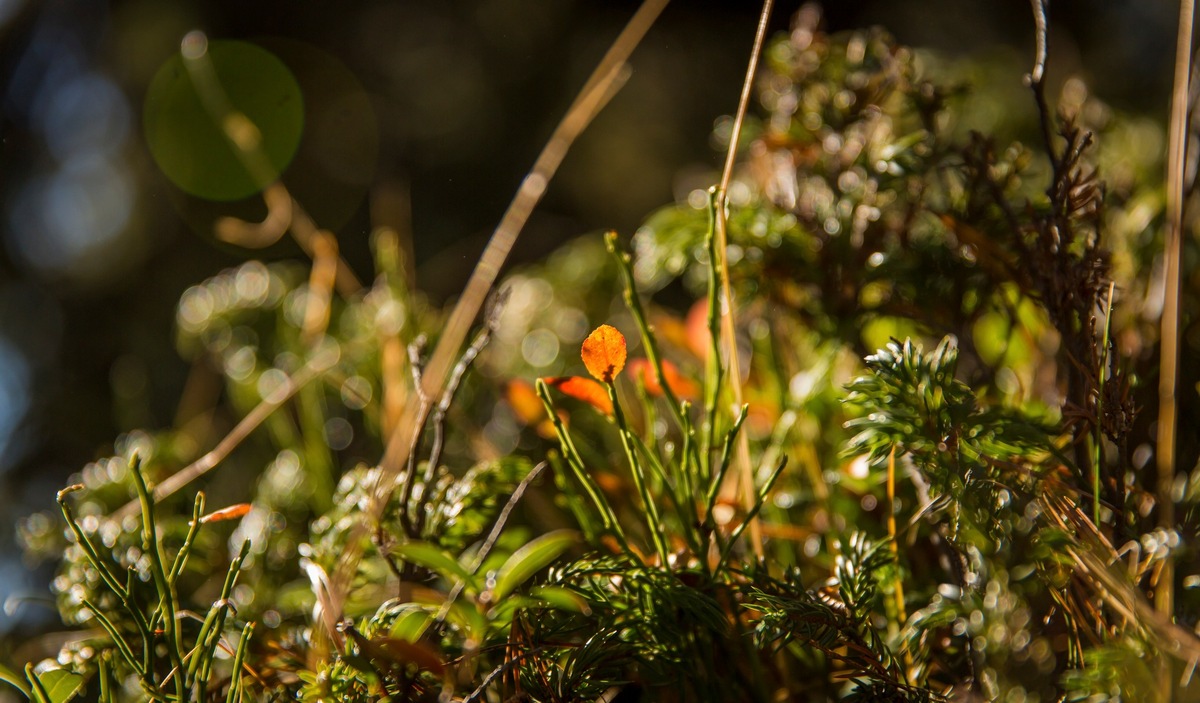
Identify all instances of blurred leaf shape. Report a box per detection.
[627,358,700,400]
[144,40,303,201]
[541,376,613,415]
[32,669,83,703]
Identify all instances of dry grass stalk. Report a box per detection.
[1156,0,1195,696]
[714,0,775,561]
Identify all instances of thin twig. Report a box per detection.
[1028,0,1047,86]
[713,0,775,560]
[434,462,549,626]
[397,337,431,538]
[414,324,498,537]
[462,646,549,703]
[112,349,338,520]
[1094,281,1116,528]
[1025,0,1060,174]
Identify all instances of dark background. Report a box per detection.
[0,0,1174,638]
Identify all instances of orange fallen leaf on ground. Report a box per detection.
[581,324,627,383]
[627,358,701,400]
[541,376,613,416]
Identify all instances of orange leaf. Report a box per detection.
[505,379,545,426]
[686,300,712,360]
[508,378,567,437]
[195,503,252,525]
[650,311,693,357]
[581,324,627,383]
[542,376,613,415]
[627,358,701,400]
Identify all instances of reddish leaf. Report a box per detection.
[686,299,711,360]
[627,358,701,400]
[581,324,627,383]
[542,376,613,415]
[505,379,545,426]
[195,503,252,525]
[650,311,693,357]
[506,379,561,437]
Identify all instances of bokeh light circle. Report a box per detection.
[144,40,304,201]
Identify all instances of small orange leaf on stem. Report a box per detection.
[582,324,627,383]
[194,503,252,525]
[542,376,613,415]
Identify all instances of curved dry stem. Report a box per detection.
[214,182,293,248]
[301,230,340,345]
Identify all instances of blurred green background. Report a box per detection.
[0,0,1175,643]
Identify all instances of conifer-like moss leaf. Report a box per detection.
[427,458,533,554]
